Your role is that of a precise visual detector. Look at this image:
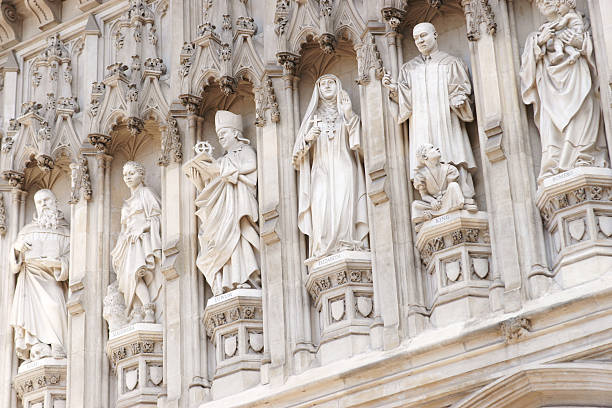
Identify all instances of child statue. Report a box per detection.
[542,0,583,65]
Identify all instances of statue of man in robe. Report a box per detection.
[383,22,477,209]
[9,189,70,362]
[193,110,261,296]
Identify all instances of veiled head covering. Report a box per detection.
[294,74,347,156]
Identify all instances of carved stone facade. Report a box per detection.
[0,1,611,408]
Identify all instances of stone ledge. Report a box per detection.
[198,273,612,408]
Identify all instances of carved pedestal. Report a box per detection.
[14,358,67,408]
[536,167,612,289]
[416,211,492,328]
[306,251,374,365]
[203,289,263,399]
[106,323,164,408]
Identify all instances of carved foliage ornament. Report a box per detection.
[255,76,280,127]
[461,0,497,41]
[158,116,183,166]
[357,34,384,85]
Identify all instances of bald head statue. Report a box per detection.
[413,22,438,56]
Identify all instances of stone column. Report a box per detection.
[358,31,403,350]
[66,153,94,408]
[0,179,25,408]
[254,74,298,380]
[463,0,544,307]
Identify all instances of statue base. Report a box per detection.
[537,167,612,289]
[14,357,67,408]
[203,289,263,399]
[416,211,492,328]
[306,251,374,365]
[106,323,164,408]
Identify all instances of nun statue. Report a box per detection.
[292,74,369,263]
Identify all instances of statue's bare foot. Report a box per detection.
[52,344,66,359]
[130,305,144,323]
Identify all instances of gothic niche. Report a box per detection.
[381,9,493,327]
[179,0,268,398]
[275,0,378,364]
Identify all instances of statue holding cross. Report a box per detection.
[292,74,369,263]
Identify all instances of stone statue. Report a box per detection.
[411,144,467,229]
[292,74,369,262]
[111,161,162,323]
[520,0,607,183]
[9,189,70,361]
[193,110,261,296]
[382,22,477,206]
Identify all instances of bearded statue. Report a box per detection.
[9,189,70,362]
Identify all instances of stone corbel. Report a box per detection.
[380,0,407,32]
[0,2,20,49]
[88,133,111,153]
[484,117,505,162]
[2,169,24,189]
[260,209,280,245]
[161,235,180,280]
[500,317,531,344]
[24,0,61,31]
[276,52,300,76]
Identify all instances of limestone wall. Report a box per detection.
[0,1,611,407]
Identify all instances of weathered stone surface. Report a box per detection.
[0,1,611,408]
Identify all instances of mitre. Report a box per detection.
[215,110,243,133]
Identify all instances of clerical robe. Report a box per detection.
[195,144,260,291]
[9,221,70,359]
[397,51,476,179]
